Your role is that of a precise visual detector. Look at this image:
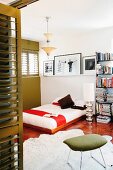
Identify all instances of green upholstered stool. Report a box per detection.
[63,134,107,170]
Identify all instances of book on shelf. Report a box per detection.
[101,111,111,116]
[96,64,113,75]
[96,77,113,88]
[96,52,113,61]
[96,102,112,116]
[97,115,111,123]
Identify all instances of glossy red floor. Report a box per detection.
[23,119,113,143]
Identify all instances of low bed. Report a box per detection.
[23,101,86,134]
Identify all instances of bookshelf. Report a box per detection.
[96,52,113,123]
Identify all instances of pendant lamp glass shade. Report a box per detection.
[42,46,56,56]
[44,33,53,42]
[42,17,56,56]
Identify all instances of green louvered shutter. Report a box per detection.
[0,3,23,170]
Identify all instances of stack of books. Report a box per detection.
[97,115,111,123]
[96,76,113,88]
[96,52,113,61]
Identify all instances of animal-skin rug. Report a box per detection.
[23,129,113,170]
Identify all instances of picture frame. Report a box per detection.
[43,60,54,76]
[83,55,96,75]
[54,53,81,76]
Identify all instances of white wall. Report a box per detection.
[40,27,113,104]
[41,75,95,105]
[77,27,113,55]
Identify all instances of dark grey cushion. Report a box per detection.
[58,94,74,109]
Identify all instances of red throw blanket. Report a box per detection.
[24,109,66,127]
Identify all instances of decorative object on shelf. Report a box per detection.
[43,60,54,76]
[103,91,107,102]
[54,53,81,76]
[42,17,56,56]
[83,55,96,75]
[83,83,95,121]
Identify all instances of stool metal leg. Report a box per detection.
[99,148,106,168]
[67,149,71,164]
[67,149,73,170]
[67,150,83,170]
[80,152,82,170]
[90,148,106,169]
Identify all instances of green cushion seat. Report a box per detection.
[63,134,107,151]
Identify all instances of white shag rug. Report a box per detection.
[23,129,113,170]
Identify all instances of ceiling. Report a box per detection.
[19,0,113,41]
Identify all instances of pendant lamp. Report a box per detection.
[42,17,56,56]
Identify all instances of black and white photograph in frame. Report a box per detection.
[43,60,54,76]
[54,53,81,75]
[83,55,96,75]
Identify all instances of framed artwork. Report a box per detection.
[83,55,96,75]
[54,53,81,75]
[43,60,54,76]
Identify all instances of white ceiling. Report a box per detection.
[20,0,113,41]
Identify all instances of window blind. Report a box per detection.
[22,51,39,76]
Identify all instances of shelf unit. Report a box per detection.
[96,52,113,123]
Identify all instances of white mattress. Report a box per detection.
[23,104,85,130]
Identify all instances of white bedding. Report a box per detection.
[23,104,85,130]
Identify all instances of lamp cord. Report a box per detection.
[46,16,50,43]
[46,16,49,33]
